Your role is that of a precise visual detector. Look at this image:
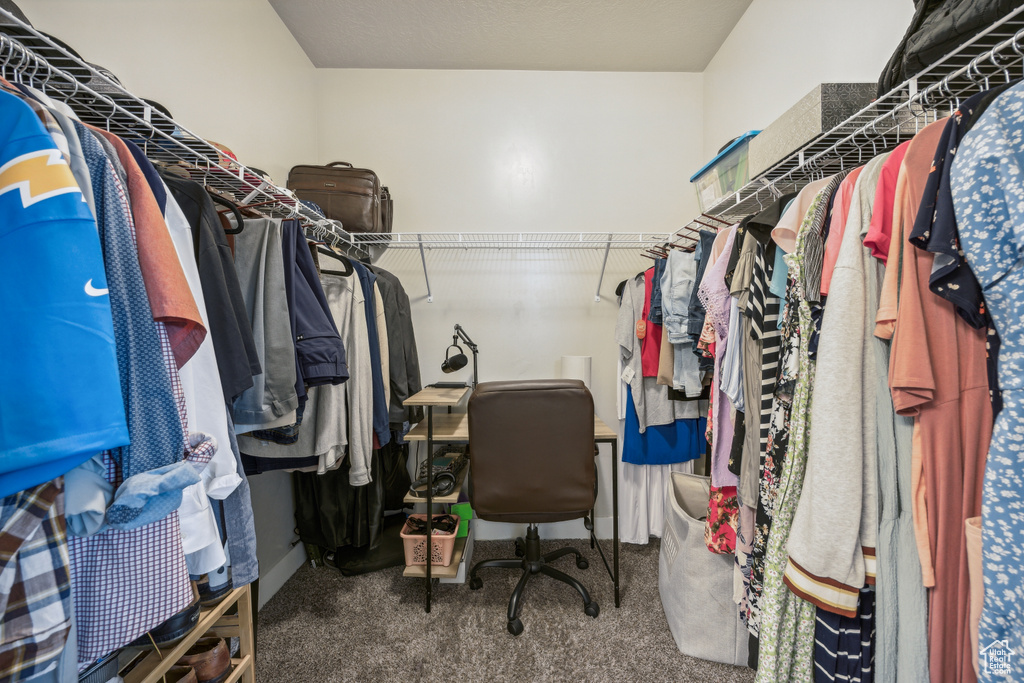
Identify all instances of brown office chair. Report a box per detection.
[467,379,600,635]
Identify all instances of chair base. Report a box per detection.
[468,525,599,635]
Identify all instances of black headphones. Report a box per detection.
[408,471,458,498]
[441,343,468,373]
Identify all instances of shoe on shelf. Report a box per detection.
[128,600,202,649]
[196,571,233,609]
[176,637,231,683]
[164,666,198,683]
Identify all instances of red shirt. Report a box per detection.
[864,140,912,264]
[640,268,662,377]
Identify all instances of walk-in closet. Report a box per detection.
[2,1,1023,681]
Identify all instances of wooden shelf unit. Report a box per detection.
[122,584,255,683]
[404,464,469,506]
[402,386,470,407]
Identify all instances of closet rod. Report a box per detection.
[352,231,675,249]
[0,12,368,260]
[665,5,1024,244]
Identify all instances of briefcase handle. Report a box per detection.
[327,161,353,168]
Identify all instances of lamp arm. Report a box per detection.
[453,324,479,387]
[453,324,478,352]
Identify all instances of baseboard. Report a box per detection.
[473,516,616,541]
[257,542,308,610]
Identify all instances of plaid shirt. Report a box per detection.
[69,131,193,669]
[0,481,72,682]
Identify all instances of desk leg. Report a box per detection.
[425,406,433,613]
[612,439,620,608]
[590,506,595,550]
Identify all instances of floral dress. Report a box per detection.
[950,83,1024,682]
[745,265,800,633]
[753,188,834,683]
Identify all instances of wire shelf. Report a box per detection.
[677,6,1024,237]
[352,232,676,249]
[0,11,368,258]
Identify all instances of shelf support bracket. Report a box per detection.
[595,233,612,302]
[418,234,433,303]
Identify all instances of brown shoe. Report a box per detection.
[164,667,198,683]
[176,637,230,683]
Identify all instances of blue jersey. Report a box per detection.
[0,90,127,495]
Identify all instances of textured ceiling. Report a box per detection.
[268,0,753,71]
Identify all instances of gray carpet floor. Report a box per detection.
[257,538,756,682]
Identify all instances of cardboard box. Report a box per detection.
[748,83,876,178]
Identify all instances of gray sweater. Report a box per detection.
[784,154,886,616]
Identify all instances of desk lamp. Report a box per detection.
[440,324,479,388]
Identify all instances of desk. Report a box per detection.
[404,403,621,612]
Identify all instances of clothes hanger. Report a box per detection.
[215,197,277,218]
[153,159,193,179]
[316,242,354,276]
[306,222,354,276]
[207,192,245,234]
[989,49,1012,84]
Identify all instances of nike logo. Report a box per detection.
[84,279,109,297]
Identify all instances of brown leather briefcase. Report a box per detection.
[287,161,392,234]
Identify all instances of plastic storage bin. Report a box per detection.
[689,130,760,212]
[401,514,460,567]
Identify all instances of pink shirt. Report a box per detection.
[820,166,864,296]
[771,176,832,253]
[864,140,912,264]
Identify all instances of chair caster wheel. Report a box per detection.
[507,618,524,636]
[469,577,483,590]
[585,601,600,618]
[514,544,524,558]
[576,558,589,570]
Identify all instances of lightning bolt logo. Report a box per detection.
[0,149,81,207]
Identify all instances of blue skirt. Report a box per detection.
[622,386,706,465]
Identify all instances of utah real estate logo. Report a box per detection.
[981,640,1016,676]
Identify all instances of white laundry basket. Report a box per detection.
[659,471,749,666]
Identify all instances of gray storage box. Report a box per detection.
[748,83,876,178]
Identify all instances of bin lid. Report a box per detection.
[689,130,761,183]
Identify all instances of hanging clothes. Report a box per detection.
[66,113,194,671]
[660,247,703,396]
[279,218,348,411]
[350,261,391,449]
[698,226,739,488]
[161,173,259,586]
[951,81,1024,683]
[868,151,930,682]
[784,155,886,617]
[889,119,991,683]
[622,386,706,465]
[231,217,299,432]
[366,265,424,426]
[755,179,841,683]
[0,93,127,497]
[162,173,262,402]
[616,262,705,544]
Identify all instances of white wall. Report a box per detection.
[20,0,318,183]
[315,69,704,231]
[20,0,316,605]
[701,0,915,162]
[316,69,705,531]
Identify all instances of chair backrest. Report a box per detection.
[468,379,596,524]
